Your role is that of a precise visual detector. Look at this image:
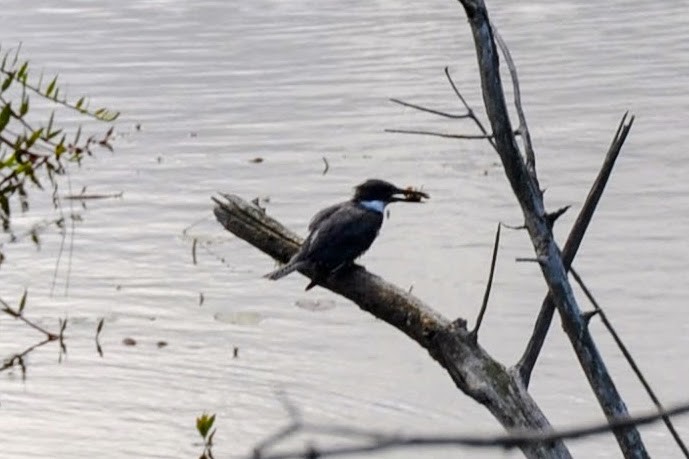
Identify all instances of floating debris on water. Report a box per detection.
[213,311,264,326]
[295,298,336,312]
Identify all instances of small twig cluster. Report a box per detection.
[0,290,68,377]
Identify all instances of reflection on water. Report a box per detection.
[2,0,689,458]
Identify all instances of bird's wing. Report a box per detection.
[308,202,345,232]
[303,203,383,266]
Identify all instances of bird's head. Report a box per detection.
[353,179,429,206]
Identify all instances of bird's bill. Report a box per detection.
[390,186,430,203]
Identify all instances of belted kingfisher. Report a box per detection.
[265,179,429,290]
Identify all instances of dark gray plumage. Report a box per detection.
[265,179,429,290]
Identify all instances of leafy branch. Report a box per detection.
[0,44,118,233]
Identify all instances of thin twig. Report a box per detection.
[322,156,329,175]
[444,67,498,152]
[492,25,536,177]
[389,98,472,119]
[500,221,526,230]
[0,63,119,121]
[0,337,53,374]
[515,257,541,263]
[63,191,123,200]
[385,128,494,140]
[470,223,501,340]
[0,298,58,340]
[570,266,689,457]
[516,112,634,387]
[248,400,689,459]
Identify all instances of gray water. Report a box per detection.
[2,1,689,457]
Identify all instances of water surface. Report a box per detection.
[2,1,689,458]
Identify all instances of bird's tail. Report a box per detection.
[264,260,307,280]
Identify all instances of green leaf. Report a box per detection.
[46,128,63,140]
[30,229,39,246]
[196,413,216,439]
[0,103,11,132]
[1,72,14,92]
[73,125,82,146]
[76,96,85,110]
[55,136,66,157]
[19,95,29,116]
[45,76,57,97]
[17,60,28,80]
[18,289,27,314]
[0,152,16,168]
[27,169,42,189]
[26,127,43,148]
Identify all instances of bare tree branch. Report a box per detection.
[570,267,689,457]
[492,25,536,178]
[384,128,494,140]
[0,337,52,375]
[444,67,498,152]
[516,113,634,386]
[213,193,571,459]
[1,297,58,340]
[455,0,647,455]
[389,97,472,119]
[469,223,501,340]
[249,400,689,459]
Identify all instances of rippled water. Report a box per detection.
[2,1,689,458]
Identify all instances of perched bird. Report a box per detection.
[265,179,429,290]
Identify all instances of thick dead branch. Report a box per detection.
[570,267,689,457]
[516,113,635,386]
[213,193,571,459]
[250,400,689,459]
[455,1,646,456]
